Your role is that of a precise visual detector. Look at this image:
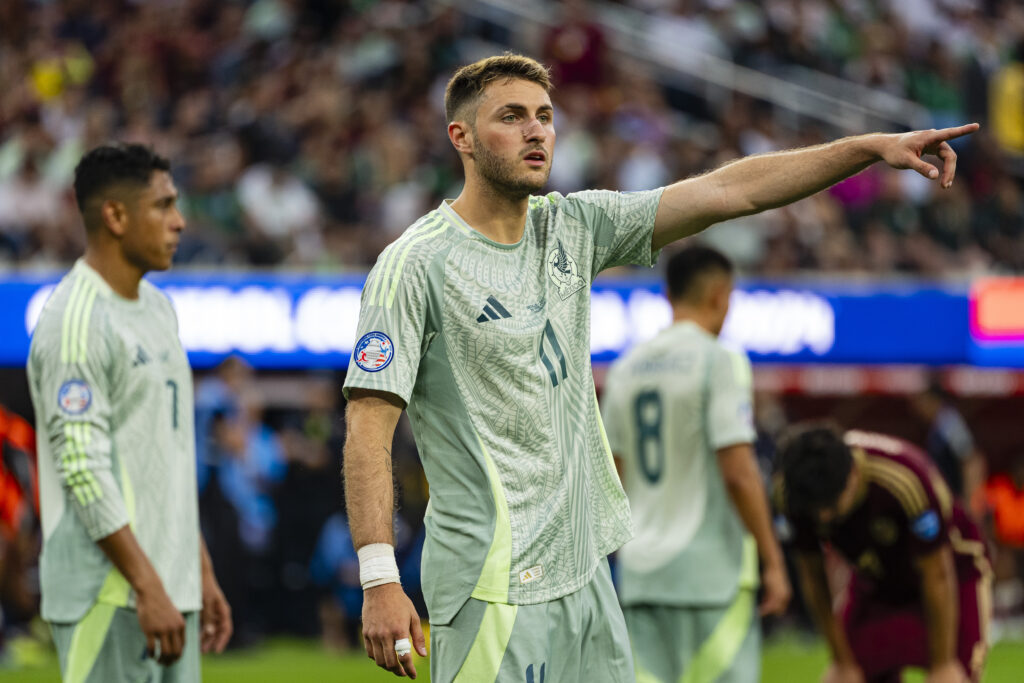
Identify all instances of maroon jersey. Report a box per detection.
[789,430,987,605]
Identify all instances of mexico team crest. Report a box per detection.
[354,332,394,372]
[547,239,586,300]
[58,379,92,415]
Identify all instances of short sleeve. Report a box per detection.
[561,188,666,275]
[707,347,756,451]
[343,246,430,406]
[29,307,129,541]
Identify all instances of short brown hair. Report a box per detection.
[444,53,552,124]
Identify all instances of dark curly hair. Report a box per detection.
[775,423,853,517]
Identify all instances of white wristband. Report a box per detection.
[358,543,401,589]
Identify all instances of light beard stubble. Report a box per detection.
[472,137,551,201]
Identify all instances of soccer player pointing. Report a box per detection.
[343,53,977,682]
[28,144,231,682]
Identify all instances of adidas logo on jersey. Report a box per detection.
[476,296,512,323]
[132,345,150,367]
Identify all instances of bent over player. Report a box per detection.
[342,52,979,682]
[776,426,991,683]
[602,246,790,683]
[28,144,231,682]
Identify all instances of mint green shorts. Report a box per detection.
[50,605,200,683]
[431,559,634,683]
[624,589,760,683]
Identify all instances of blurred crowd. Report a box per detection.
[0,0,1022,275]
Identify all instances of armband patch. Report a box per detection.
[911,510,940,541]
[354,332,394,372]
[58,379,92,415]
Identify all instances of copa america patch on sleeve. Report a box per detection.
[58,379,92,415]
[353,332,394,372]
[911,510,941,541]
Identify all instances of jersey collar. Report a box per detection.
[438,200,529,251]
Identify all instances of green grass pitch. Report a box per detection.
[2,637,1023,682]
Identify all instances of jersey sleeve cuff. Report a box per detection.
[711,430,757,452]
[341,380,412,407]
[72,485,131,541]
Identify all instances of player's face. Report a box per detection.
[470,78,555,199]
[123,171,185,272]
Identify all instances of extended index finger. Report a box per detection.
[930,122,980,144]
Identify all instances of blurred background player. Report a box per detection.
[910,377,984,506]
[602,245,790,683]
[776,426,991,683]
[26,143,232,682]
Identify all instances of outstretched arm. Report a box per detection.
[344,389,427,679]
[652,123,980,250]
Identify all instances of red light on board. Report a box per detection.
[971,278,1024,341]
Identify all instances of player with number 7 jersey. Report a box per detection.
[28,143,230,683]
[28,258,200,625]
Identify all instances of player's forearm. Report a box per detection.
[343,393,403,549]
[796,553,858,665]
[200,535,217,583]
[654,134,886,247]
[709,134,883,218]
[919,548,959,668]
[719,447,784,569]
[344,439,396,547]
[96,525,166,598]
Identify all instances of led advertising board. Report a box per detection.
[0,272,971,369]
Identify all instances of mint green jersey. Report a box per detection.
[602,321,758,607]
[28,260,201,622]
[344,189,664,625]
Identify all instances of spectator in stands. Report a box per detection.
[237,161,324,266]
[195,356,263,647]
[910,378,985,504]
[542,0,609,88]
[0,0,1022,274]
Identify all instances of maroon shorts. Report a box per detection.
[840,573,992,682]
